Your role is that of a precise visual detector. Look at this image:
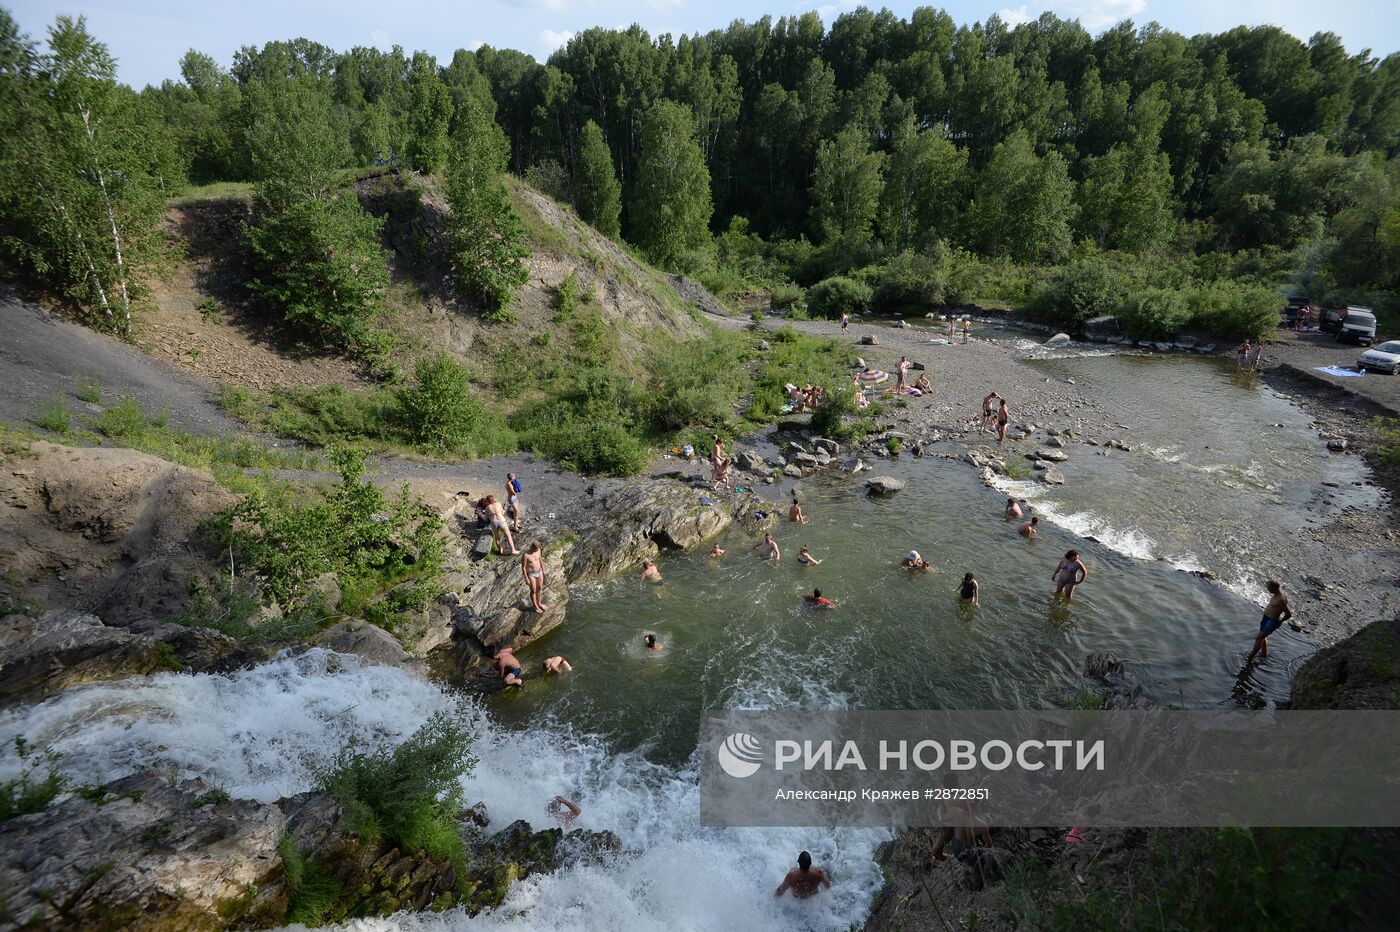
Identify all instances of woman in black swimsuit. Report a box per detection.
[958,573,980,607]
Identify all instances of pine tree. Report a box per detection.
[443,98,530,319]
[573,120,621,238]
[631,100,712,271]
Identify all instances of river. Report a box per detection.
[0,333,1371,930]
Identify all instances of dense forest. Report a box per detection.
[2,5,1399,346]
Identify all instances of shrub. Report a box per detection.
[552,271,587,322]
[863,252,947,312]
[314,708,477,882]
[396,354,482,452]
[767,282,804,310]
[174,576,325,643]
[1117,287,1192,340]
[213,448,443,607]
[1185,282,1283,340]
[95,396,148,438]
[646,342,739,433]
[806,276,872,318]
[74,377,102,403]
[1036,258,1126,330]
[810,384,858,440]
[33,399,71,433]
[1,737,68,822]
[523,415,650,477]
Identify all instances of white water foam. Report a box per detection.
[0,651,885,931]
[990,476,1158,561]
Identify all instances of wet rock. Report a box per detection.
[0,772,287,929]
[1033,449,1069,462]
[1154,342,1173,353]
[1045,436,1066,448]
[787,440,808,455]
[1041,468,1066,485]
[843,457,869,473]
[1285,619,1400,710]
[1045,333,1071,346]
[1084,653,1125,678]
[460,819,623,916]
[0,609,163,706]
[783,464,805,478]
[1081,316,1121,342]
[1327,438,1348,452]
[447,541,572,658]
[866,476,906,495]
[812,437,842,456]
[792,452,820,468]
[1033,460,1054,471]
[313,620,423,673]
[735,450,766,473]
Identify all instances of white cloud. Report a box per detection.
[996,5,1034,26]
[370,28,392,49]
[502,0,571,10]
[539,29,575,54]
[815,0,861,20]
[467,39,485,52]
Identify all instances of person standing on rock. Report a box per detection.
[980,392,1002,436]
[506,473,524,532]
[711,435,730,488]
[486,496,520,555]
[896,356,910,391]
[1052,549,1087,601]
[521,541,547,613]
[1248,580,1293,662]
[996,398,1011,446]
[775,851,831,899]
[752,532,780,562]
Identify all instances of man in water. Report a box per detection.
[1248,580,1293,661]
[494,647,524,688]
[644,633,663,652]
[1006,498,1023,519]
[789,495,807,524]
[1019,516,1039,539]
[980,392,1002,436]
[542,655,572,674]
[774,851,831,899]
[546,794,581,827]
[521,541,547,613]
[641,559,662,582]
[803,588,836,608]
[752,532,781,562]
[708,543,725,558]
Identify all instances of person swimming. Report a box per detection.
[1005,498,1023,519]
[789,495,807,524]
[1018,516,1039,539]
[797,545,821,565]
[644,633,663,652]
[641,559,662,582]
[958,572,980,607]
[542,655,572,674]
[803,588,836,608]
[709,543,725,558]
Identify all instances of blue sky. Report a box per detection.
[8,0,1398,88]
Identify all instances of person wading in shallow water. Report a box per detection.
[1052,549,1087,601]
[774,851,831,899]
[1248,580,1293,661]
[980,392,1002,436]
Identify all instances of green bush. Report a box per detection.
[862,252,947,312]
[396,354,483,452]
[1035,258,1126,330]
[1185,282,1283,340]
[523,414,650,477]
[174,576,325,644]
[315,708,477,882]
[74,377,102,404]
[806,276,872,318]
[767,282,804,310]
[552,271,587,322]
[33,399,71,433]
[1118,287,1192,340]
[213,448,443,608]
[1,737,68,822]
[95,396,148,438]
[810,384,859,440]
[644,338,745,433]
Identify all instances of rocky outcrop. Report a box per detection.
[0,443,232,626]
[312,619,424,673]
[1081,316,1121,342]
[866,476,906,495]
[459,819,622,915]
[444,539,572,661]
[0,609,165,705]
[0,772,287,930]
[1285,618,1400,710]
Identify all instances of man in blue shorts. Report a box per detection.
[1247,580,1292,661]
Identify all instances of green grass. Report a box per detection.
[32,399,71,433]
[279,835,344,926]
[0,737,68,823]
[74,377,102,403]
[168,180,256,206]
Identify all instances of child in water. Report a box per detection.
[958,572,980,607]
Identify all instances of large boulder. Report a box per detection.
[445,540,572,657]
[866,476,907,495]
[1041,468,1066,485]
[312,619,423,674]
[1081,316,1121,342]
[1286,619,1400,710]
[1044,333,1072,346]
[0,609,163,706]
[0,443,234,626]
[735,450,766,473]
[0,772,287,929]
[1031,449,1069,463]
[564,481,735,582]
[459,819,622,916]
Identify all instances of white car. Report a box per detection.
[1357,340,1400,374]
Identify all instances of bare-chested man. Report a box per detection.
[521,541,546,613]
[774,851,831,899]
[542,655,572,674]
[752,532,780,562]
[485,496,520,555]
[1019,516,1039,539]
[1248,580,1293,661]
[1006,498,1023,520]
[931,790,995,891]
[546,794,581,826]
[494,647,524,688]
[980,392,1002,436]
[641,559,662,582]
[996,398,1011,445]
[896,355,910,391]
[789,495,807,524]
